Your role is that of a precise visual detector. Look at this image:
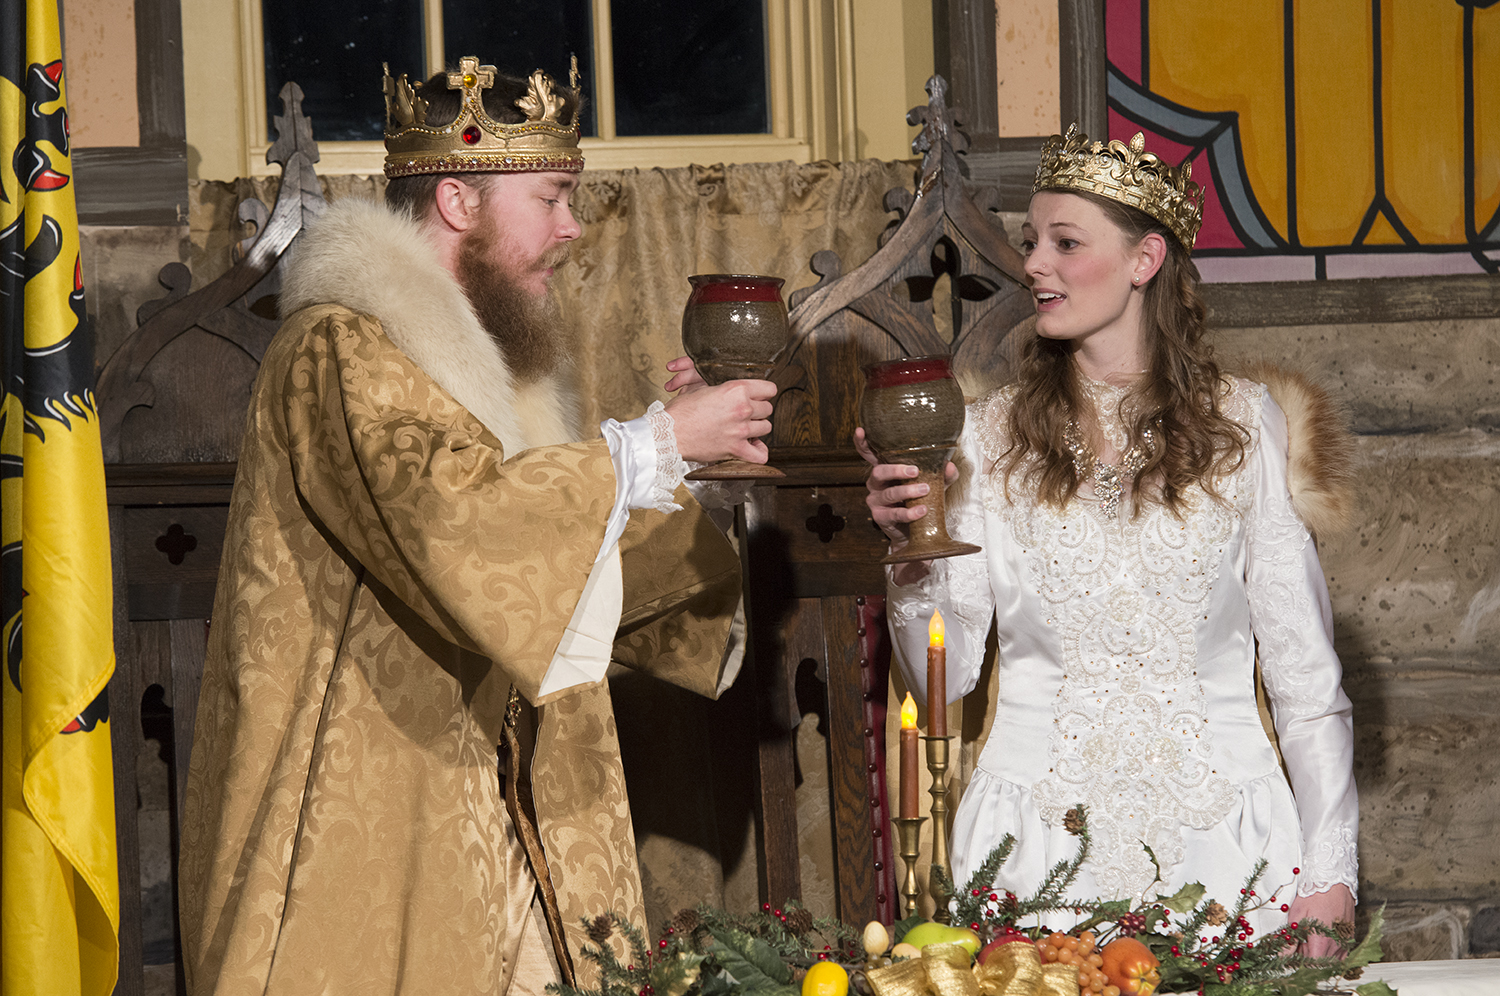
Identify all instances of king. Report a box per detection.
[178,57,777,996]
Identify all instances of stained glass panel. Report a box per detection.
[1105,0,1500,280]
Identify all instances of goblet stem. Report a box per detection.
[881,465,982,565]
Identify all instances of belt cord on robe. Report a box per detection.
[503,685,578,987]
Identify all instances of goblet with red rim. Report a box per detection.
[860,355,982,564]
[680,273,789,480]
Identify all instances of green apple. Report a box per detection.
[898,921,981,957]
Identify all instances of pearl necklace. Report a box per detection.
[1063,418,1153,519]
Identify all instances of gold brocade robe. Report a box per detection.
[179,209,740,995]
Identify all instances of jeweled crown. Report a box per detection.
[1033,123,1204,252]
[382,56,584,179]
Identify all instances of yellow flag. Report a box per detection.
[1,2,121,994]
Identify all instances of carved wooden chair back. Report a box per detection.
[740,74,1033,924]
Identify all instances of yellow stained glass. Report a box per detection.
[1149,1,1288,241]
[1361,209,1404,246]
[1383,0,1466,243]
[1294,0,1376,245]
[1475,6,1499,237]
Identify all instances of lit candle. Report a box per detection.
[899,693,919,818]
[927,610,947,737]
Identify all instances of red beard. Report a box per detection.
[455,218,576,383]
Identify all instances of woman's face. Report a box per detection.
[1021,191,1149,355]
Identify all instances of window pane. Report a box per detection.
[442,0,597,137]
[262,0,423,142]
[610,0,768,136]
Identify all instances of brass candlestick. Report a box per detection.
[924,735,954,923]
[892,817,926,917]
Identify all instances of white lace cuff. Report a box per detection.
[1297,823,1359,900]
[645,401,689,513]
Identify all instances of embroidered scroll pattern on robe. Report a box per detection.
[978,381,1260,899]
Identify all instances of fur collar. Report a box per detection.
[1241,363,1356,537]
[279,198,579,454]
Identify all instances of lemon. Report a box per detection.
[801,960,849,996]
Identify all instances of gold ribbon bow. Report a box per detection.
[866,942,1079,996]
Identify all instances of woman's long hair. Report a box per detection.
[1001,190,1249,517]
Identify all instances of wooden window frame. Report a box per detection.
[236,0,862,176]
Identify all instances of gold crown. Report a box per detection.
[382,56,584,179]
[1033,123,1204,252]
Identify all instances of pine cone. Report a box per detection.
[785,907,816,935]
[1344,966,1363,980]
[672,908,702,935]
[1204,902,1228,926]
[1334,919,1356,941]
[1063,807,1085,836]
[588,914,614,944]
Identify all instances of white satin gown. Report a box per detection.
[886,377,1358,933]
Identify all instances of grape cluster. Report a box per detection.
[1116,912,1147,935]
[1035,931,1118,996]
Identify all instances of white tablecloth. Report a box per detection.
[1367,959,1500,995]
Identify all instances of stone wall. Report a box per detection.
[1216,318,1500,961]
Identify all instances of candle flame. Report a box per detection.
[929,610,945,648]
[900,692,917,729]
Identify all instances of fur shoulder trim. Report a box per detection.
[281,199,550,451]
[1238,362,1356,537]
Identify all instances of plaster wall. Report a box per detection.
[62,0,139,147]
[995,0,1061,135]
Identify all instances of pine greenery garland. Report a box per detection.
[551,807,1391,996]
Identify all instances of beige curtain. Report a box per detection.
[556,158,918,428]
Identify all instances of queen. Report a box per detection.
[858,125,1358,954]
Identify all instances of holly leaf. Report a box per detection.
[698,968,736,996]
[1339,905,1388,972]
[1354,983,1398,996]
[652,951,707,996]
[1255,965,1335,996]
[892,913,926,945]
[1204,985,1273,996]
[706,928,795,995]
[1156,881,1207,913]
[1142,843,1163,889]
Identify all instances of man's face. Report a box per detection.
[471,171,582,298]
[453,171,582,381]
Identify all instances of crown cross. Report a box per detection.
[384,55,583,178]
[446,57,496,96]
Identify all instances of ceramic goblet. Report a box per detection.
[860,355,983,564]
[680,273,789,480]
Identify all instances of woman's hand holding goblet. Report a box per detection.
[856,426,959,587]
